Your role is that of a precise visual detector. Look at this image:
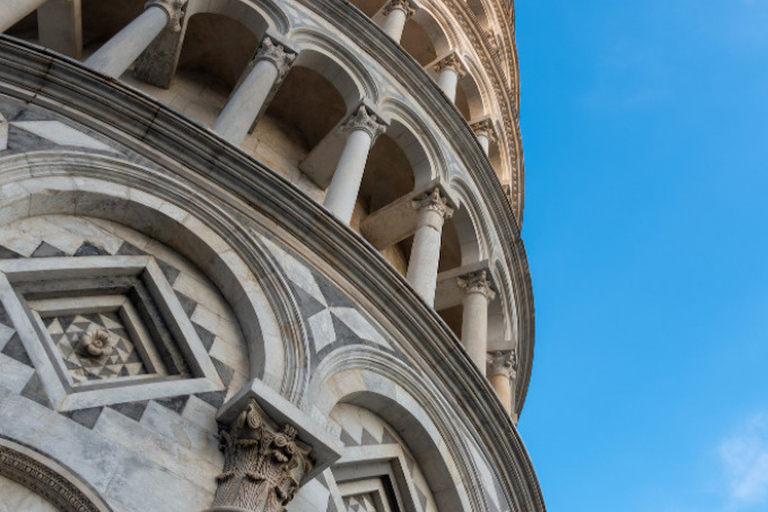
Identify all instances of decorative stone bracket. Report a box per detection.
[208,379,343,512]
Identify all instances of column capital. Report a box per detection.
[433,53,467,77]
[470,118,497,143]
[342,104,388,143]
[145,0,188,32]
[383,0,417,18]
[212,398,313,512]
[486,349,517,379]
[457,269,496,300]
[254,35,298,79]
[411,187,455,220]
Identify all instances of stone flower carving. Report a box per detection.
[213,399,313,512]
[79,329,113,358]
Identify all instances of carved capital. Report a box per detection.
[457,270,495,300]
[411,188,454,220]
[342,105,387,143]
[212,399,313,512]
[470,118,497,143]
[433,53,466,77]
[255,36,298,80]
[145,0,188,32]
[486,350,516,379]
[383,0,417,18]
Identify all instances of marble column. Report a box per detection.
[458,270,495,375]
[406,188,454,306]
[0,0,48,33]
[212,36,297,145]
[324,105,387,224]
[470,118,496,156]
[84,0,187,78]
[486,349,517,419]
[433,53,465,104]
[210,399,313,512]
[381,0,416,43]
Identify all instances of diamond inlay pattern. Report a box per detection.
[344,494,379,512]
[45,312,147,383]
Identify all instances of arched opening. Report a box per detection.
[346,0,388,17]
[466,0,491,30]
[81,0,143,58]
[456,70,486,122]
[402,10,451,66]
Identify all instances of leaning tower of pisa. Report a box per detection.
[0,0,543,511]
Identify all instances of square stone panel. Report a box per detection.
[0,255,224,412]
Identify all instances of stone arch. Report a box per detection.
[456,58,490,122]
[402,5,456,66]
[0,152,310,401]
[466,0,492,30]
[487,258,516,353]
[447,177,491,266]
[0,437,113,512]
[304,346,480,512]
[289,29,379,109]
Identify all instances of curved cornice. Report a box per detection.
[0,37,537,496]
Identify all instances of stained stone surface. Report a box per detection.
[45,312,148,384]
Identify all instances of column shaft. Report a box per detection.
[0,0,48,33]
[212,59,280,144]
[382,7,408,42]
[407,209,444,305]
[437,67,459,103]
[323,128,373,224]
[489,373,512,412]
[477,133,490,155]
[461,290,490,374]
[84,5,168,78]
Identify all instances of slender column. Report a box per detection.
[458,270,495,375]
[433,53,466,103]
[210,399,313,512]
[212,36,297,145]
[470,118,497,156]
[406,188,454,306]
[324,105,387,224]
[84,0,187,78]
[486,350,517,419]
[0,0,48,33]
[381,0,416,43]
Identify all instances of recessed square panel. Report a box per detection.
[0,255,224,411]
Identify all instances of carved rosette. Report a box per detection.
[411,188,454,220]
[79,329,114,358]
[383,0,417,18]
[457,270,496,300]
[255,37,298,80]
[342,105,387,143]
[212,399,313,512]
[145,0,188,32]
[470,119,497,144]
[486,349,517,379]
[433,53,467,77]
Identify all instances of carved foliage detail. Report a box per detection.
[145,0,188,32]
[411,188,455,220]
[486,349,516,379]
[457,270,496,300]
[214,400,313,512]
[383,0,417,18]
[342,106,387,143]
[255,37,298,80]
[433,53,467,76]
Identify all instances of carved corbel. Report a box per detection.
[211,399,313,512]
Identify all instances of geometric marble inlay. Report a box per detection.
[46,312,147,384]
[344,493,379,512]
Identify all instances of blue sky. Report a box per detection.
[515,1,768,511]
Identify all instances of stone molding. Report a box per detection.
[411,187,455,221]
[254,36,298,80]
[0,438,112,512]
[145,0,188,32]
[382,0,417,18]
[341,105,387,142]
[486,349,516,379]
[433,53,467,76]
[457,270,496,301]
[211,399,313,512]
